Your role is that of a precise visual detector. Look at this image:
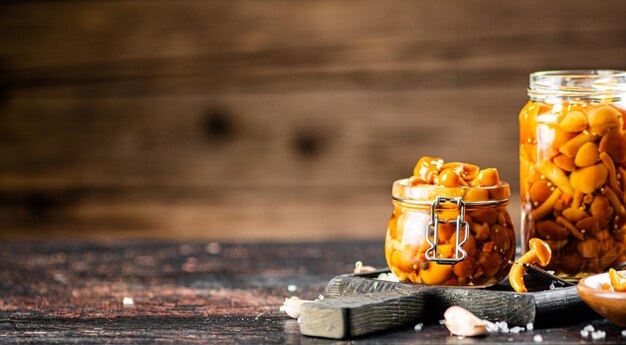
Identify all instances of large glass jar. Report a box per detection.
[385,179,515,287]
[520,70,626,279]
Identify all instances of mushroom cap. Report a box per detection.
[528,238,552,267]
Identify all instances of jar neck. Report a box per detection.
[528,70,626,103]
[392,199,510,211]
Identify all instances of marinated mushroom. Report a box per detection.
[509,238,552,293]
[608,268,626,292]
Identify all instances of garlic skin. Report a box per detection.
[443,306,490,337]
[282,297,313,319]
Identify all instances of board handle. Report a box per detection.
[300,290,428,339]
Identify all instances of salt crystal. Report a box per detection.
[122,297,134,307]
[580,330,589,337]
[533,334,543,342]
[591,330,606,340]
[414,323,423,331]
[206,242,221,255]
[622,330,626,337]
[549,283,555,290]
[510,326,522,333]
[287,285,297,292]
[439,319,445,325]
[317,295,324,300]
[526,323,534,331]
[376,272,400,282]
[486,322,498,333]
[583,325,594,332]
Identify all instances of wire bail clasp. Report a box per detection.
[424,196,470,264]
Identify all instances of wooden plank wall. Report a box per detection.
[1,1,626,240]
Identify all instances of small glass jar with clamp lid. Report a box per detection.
[385,179,515,287]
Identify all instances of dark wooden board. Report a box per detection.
[301,270,594,339]
[1,240,624,344]
[327,272,597,326]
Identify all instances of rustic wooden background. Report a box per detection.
[2,1,626,240]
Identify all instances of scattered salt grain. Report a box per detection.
[287,285,297,292]
[439,319,445,325]
[414,323,423,331]
[510,326,523,333]
[526,323,534,331]
[583,325,595,332]
[591,330,606,340]
[622,329,626,337]
[495,321,509,333]
[206,242,221,255]
[486,322,499,333]
[122,297,134,307]
[317,294,324,300]
[533,334,543,342]
[376,272,400,282]
[549,283,555,290]
[580,330,589,337]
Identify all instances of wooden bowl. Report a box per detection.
[577,270,626,327]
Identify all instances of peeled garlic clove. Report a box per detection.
[588,105,621,135]
[443,306,489,337]
[282,297,313,319]
[599,130,626,163]
[559,110,588,132]
[569,163,608,194]
[574,142,600,167]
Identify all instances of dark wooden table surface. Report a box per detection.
[0,240,624,344]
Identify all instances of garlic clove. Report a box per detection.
[282,297,313,319]
[443,306,490,337]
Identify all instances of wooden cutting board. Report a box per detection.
[300,269,598,339]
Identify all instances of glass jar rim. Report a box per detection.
[392,178,510,206]
[528,69,626,100]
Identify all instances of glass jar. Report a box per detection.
[385,179,515,287]
[520,70,626,279]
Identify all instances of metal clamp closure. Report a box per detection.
[424,196,469,264]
